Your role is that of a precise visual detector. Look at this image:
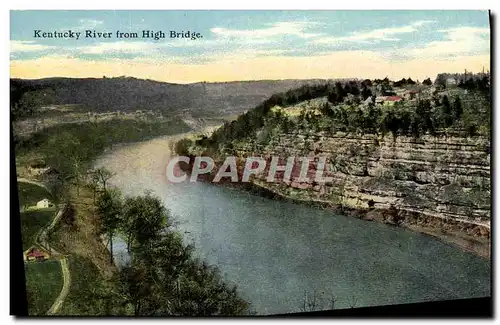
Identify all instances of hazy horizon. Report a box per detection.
[9,70,489,85]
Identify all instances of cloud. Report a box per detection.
[77,19,104,29]
[312,20,435,44]
[78,41,158,54]
[388,26,490,59]
[211,21,321,41]
[10,40,55,52]
[10,20,489,70]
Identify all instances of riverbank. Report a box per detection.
[178,159,490,259]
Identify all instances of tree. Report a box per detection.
[115,193,250,316]
[364,103,381,133]
[435,74,447,89]
[122,192,168,252]
[422,78,433,86]
[45,132,86,195]
[320,102,334,117]
[327,82,346,105]
[441,95,453,127]
[361,79,372,87]
[120,232,249,316]
[361,85,373,100]
[394,78,407,87]
[453,96,463,119]
[92,167,116,193]
[412,99,433,136]
[96,188,123,264]
[175,138,193,156]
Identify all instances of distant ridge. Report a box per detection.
[11,77,331,117]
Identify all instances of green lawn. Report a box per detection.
[20,210,54,251]
[17,182,55,250]
[25,260,63,316]
[17,182,52,208]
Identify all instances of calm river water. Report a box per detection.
[95,135,491,315]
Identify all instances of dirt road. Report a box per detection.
[18,179,71,315]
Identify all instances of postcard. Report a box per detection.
[10,10,491,317]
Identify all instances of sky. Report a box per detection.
[10,10,491,83]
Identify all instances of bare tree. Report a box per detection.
[347,295,359,308]
[299,290,342,312]
[299,290,320,312]
[330,294,338,310]
[307,290,318,312]
[91,167,116,192]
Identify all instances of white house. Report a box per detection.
[446,78,457,87]
[36,198,52,209]
[363,96,374,106]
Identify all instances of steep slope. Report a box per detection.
[231,131,490,231]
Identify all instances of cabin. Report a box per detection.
[24,247,50,262]
[375,96,386,104]
[375,95,402,105]
[382,96,403,106]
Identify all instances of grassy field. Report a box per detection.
[17,182,55,250]
[17,182,52,208]
[20,210,54,251]
[25,260,63,315]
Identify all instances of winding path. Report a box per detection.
[47,257,70,315]
[18,178,70,315]
[16,177,52,195]
[42,204,71,316]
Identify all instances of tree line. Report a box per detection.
[317,95,468,137]
[15,118,191,199]
[206,78,490,150]
[209,81,356,148]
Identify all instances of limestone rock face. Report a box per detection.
[228,131,490,233]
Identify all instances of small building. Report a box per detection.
[446,78,457,87]
[384,96,402,105]
[375,95,402,106]
[24,247,49,262]
[363,96,375,106]
[36,198,53,209]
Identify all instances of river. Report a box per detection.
[94,134,491,315]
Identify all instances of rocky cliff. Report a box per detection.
[217,130,490,255]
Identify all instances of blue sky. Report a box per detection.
[10,10,491,82]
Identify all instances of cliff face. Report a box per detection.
[225,130,491,239]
